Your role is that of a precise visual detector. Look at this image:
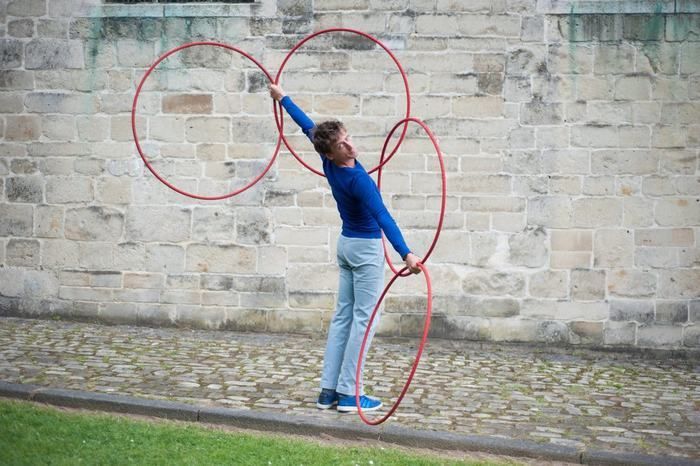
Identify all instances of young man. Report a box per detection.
[270,84,422,413]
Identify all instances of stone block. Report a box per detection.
[99,303,138,325]
[608,270,656,297]
[610,300,654,322]
[5,116,40,141]
[594,229,634,268]
[0,39,23,68]
[571,269,606,300]
[656,301,689,323]
[267,309,321,334]
[144,243,184,273]
[236,208,271,245]
[622,198,654,228]
[569,321,604,345]
[488,317,538,342]
[508,227,548,267]
[521,15,544,41]
[615,76,652,100]
[0,204,33,236]
[591,150,659,175]
[635,247,678,268]
[637,324,683,348]
[166,274,199,290]
[528,270,568,298]
[124,273,163,289]
[652,125,686,148]
[89,271,121,288]
[594,44,635,74]
[41,115,75,140]
[636,228,694,247]
[126,206,190,242]
[581,176,614,196]
[683,326,700,347]
[0,267,25,297]
[149,116,185,143]
[191,207,235,242]
[420,315,490,340]
[287,264,337,292]
[186,244,256,274]
[35,205,63,238]
[527,196,573,228]
[113,288,159,304]
[37,19,68,38]
[8,0,46,16]
[573,198,622,228]
[6,176,43,203]
[6,239,40,267]
[26,92,98,114]
[655,199,700,227]
[162,94,213,114]
[604,321,636,346]
[96,177,131,205]
[175,306,226,330]
[538,320,571,343]
[42,239,79,268]
[658,270,700,299]
[8,19,33,38]
[25,39,83,69]
[63,206,123,241]
[520,100,563,125]
[549,251,593,269]
[571,125,619,148]
[462,270,525,297]
[24,270,59,298]
[76,116,109,142]
[666,14,700,41]
[223,309,267,333]
[681,42,700,74]
[0,69,35,90]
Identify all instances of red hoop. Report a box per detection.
[356,262,432,425]
[377,117,446,277]
[273,28,411,177]
[132,41,282,200]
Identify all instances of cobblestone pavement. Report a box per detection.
[1,317,699,460]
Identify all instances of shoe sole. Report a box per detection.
[337,403,383,413]
[316,401,338,410]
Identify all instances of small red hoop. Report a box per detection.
[132,41,281,200]
[355,262,432,425]
[377,117,446,277]
[273,28,411,177]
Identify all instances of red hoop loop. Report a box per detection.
[356,262,432,425]
[377,117,446,277]
[132,41,282,200]
[273,28,411,177]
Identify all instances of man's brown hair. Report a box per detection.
[312,120,345,156]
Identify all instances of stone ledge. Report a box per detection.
[2,383,699,466]
[538,0,698,14]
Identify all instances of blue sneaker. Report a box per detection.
[316,389,339,409]
[336,394,383,413]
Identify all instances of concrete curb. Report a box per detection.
[1,381,698,466]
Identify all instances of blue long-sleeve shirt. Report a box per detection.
[280,95,411,259]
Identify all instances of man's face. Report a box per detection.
[331,129,357,160]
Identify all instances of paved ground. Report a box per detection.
[1,317,698,460]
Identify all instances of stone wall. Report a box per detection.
[0,0,698,349]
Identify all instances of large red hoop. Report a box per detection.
[132,41,281,200]
[377,117,446,277]
[273,28,411,177]
[355,262,432,425]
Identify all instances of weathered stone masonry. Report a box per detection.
[0,0,698,349]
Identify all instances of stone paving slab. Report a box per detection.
[1,317,699,462]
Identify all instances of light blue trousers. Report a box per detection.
[320,235,385,396]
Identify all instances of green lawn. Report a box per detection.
[0,399,518,466]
